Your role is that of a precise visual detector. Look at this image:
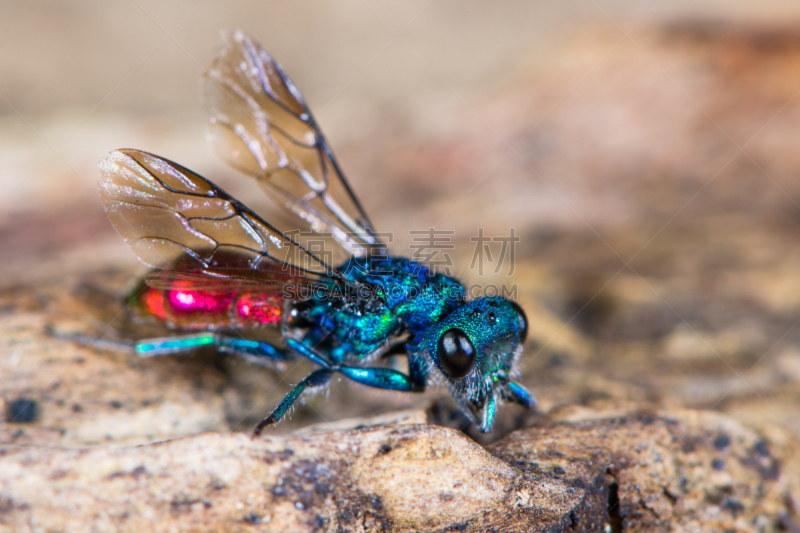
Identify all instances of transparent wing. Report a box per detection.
[202,30,384,262]
[98,149,345,291]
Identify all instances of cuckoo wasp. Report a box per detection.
[99,31,534,434]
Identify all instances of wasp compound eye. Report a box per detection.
[509,300,528,344]
[438,328,476,379]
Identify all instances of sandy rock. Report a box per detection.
[496,404,800,532]
[0,405,796,532]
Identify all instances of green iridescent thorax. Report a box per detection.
[347,256,465,333]
[307,256,466,362]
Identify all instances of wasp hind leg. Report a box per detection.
[47,327,137,353]
[135,333,289,366]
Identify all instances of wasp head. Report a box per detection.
[424,296,535,432]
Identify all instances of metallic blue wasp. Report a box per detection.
[98,31,534,434]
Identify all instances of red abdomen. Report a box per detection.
[138,284,282,330]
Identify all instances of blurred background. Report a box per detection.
[3,1,800,445]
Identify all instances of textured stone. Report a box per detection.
[0,405,796,532]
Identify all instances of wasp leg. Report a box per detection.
[285,338,418,392]
[284,338,333,368]
[406,351,427,393]
[337,366,415,392]
[135,333,289,365]
[254,340,421,434]
[392,339,428,393]
[505,380,537,408]
[480,391,498,433]
[253,365,417,435]
[47,328,136,353]
[254,368,333,435]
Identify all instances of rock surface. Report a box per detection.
[1,405,797,532]
[5,17,800,533]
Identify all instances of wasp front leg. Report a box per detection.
[504,380,537,408]
[379,340,427,393]
[406,348,428,393]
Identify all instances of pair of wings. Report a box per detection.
[99,31,385,293]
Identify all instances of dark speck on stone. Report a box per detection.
[754,441,770,457]
[243,512,260,524]
[378,443,393,455]
[553,466,566,475]
[277,449,294,461]
[723,498,744,516]
[712,458,725,471]
[8,398,37,423]
[713,434,730,450]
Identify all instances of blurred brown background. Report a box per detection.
[3,1,800,446]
